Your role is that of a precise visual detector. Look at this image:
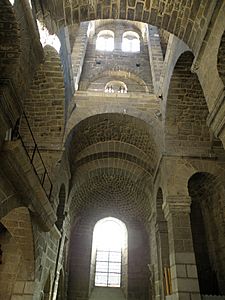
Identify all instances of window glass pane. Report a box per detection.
[132,39,140,52]
[95,273,108,286]
[109,262,121,273]
[108,273,121,287]
[96,261,108,272]
[96,251,108,261]
[109,251,121,262]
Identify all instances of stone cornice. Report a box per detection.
[163,195,191,220]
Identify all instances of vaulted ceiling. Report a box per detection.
[35,0,214,51]
[67,113,159,221]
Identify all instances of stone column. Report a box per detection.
[163,196,200,300]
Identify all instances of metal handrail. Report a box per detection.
[11,112,53,200]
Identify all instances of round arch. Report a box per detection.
[188,171,225,295]
[35,0,216,53]
[164,51,211,156]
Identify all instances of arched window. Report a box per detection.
[105,81,128,94]
[122,31,140,53]
[90,217,127,288]
[96,30,114,52]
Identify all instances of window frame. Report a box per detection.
[94,249,122,287]
[122,31,140,53]
[96,30,115,52]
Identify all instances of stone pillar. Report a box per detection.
[163,196,200,300]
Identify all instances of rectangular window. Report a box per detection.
[95,250,121,287]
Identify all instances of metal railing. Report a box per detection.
[11,112,53,200]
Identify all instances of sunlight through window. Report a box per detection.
[37,20,61,53]
[91,217,127,287]
[122,31,140,53]
[96,30,114,52]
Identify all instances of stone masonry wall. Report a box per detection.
[23,45,65,149]
[165,51,211,156]
[68,213,150,300]
[189,172,225,295]
[78,20,154,94]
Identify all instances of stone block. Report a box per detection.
[13,281,25,294]
[24,281,35,294]
[177,278,199,293]
[186,265,198,278]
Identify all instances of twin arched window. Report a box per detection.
[122,31,140,52]
[96,30,140,53]
[96,30,114,51]
[105,81,128,94]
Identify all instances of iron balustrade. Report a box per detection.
[11,112,53,200]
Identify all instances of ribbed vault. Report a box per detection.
[67,113,159,221]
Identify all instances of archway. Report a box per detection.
[34,0,215,53]
[165,51,211,155]
[188,172,225,296]
[0,207,35,299]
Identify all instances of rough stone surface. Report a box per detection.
[0,1,225,300]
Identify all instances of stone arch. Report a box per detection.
[66,109,161,146]
[217,30,225,85]
[165,51,211,156]
[0,0,21,81]
[39,0,215,52]
[86,69,150,93]
[188,171,225,295]
[56,184,66,230]
[0,206,35,299]
[165,158,225,198]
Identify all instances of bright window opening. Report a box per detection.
[122,31,140,53]
[91,217,127,288]
[37,20,61,53]
[105,81,128,94]
[96,30,114,52]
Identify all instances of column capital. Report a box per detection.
[163,195,191,220]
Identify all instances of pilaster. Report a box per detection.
[163,196,200,300]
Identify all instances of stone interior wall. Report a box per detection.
[68,214,150,300]
[32,221,60,300]
[0,207,36,300]
[189,172,225,295]
[78,20,154,93]
[128,221,150,300]
[13,0,43,100]
[158,29,170,58]
[68,216,93,300]
[0,224,22,300]
[58,26,74,121]
[165,51,211,155]
[22,46,65,150]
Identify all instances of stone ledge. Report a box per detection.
[1,139,56,231]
